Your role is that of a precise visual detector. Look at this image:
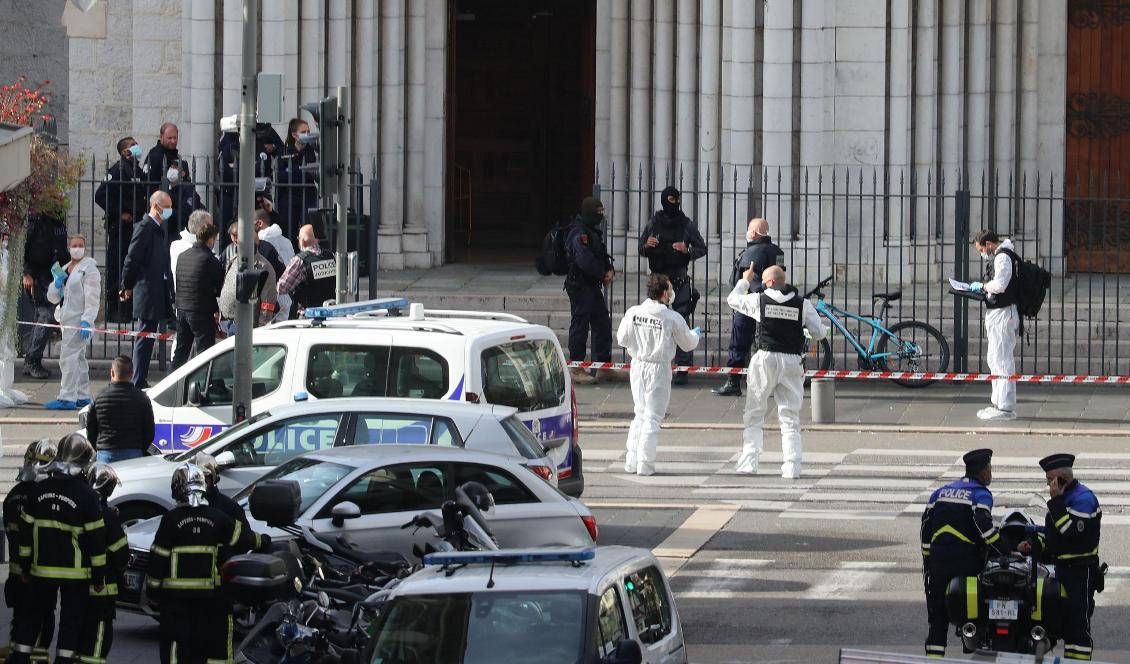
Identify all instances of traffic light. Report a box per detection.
[298,96,341,197]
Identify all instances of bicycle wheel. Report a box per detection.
[876,320,950,388]
[802,337,833,386]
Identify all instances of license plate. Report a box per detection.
[123,571,143,592]
[988,599,1019,620]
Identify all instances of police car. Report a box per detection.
[83,298,584,496]
[365,547,687,664]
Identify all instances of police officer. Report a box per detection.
[195,453,271,553]
[639,186,706,385]
[77,464,129,664]
[726,265,825,477]
[3,440,57,664]
[11,434,107,664]
[147,463,252,664]
[565,197,621,385]
[715,218,785,396]
[94,136,148,323]
[277,223,337,314]
[919,448,1004,658]
[1019,454,1102,662]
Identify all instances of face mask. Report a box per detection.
[128,144,143,160]
[166,167,180,183]
[980,251,992,260]
[69,247,85,260]
[160,207,174,221]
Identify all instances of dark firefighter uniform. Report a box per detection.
[3,481,54,662]
[565,197,614,365]
[77,501,128,664]
[205,485,268,556]
[715,233,785,396]
[920,448,1002,658]
[11,477,107,664]
[146,502,252,663]
[1030,453,1102,662]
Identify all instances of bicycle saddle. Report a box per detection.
[872,291,902,302]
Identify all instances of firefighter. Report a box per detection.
[3,440,58,663]
[11,434,106,664]
[195,453,271,553]
[146,464,252,664]
[77,464,129,664]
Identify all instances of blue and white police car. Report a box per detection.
[82,299,585,496]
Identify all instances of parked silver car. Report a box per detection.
[107,398,558,526]
[119,445,598,612]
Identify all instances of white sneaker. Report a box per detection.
[977,406,1017,421]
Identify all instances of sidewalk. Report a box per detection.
[1,360,1128,434]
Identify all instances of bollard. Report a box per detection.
[810,378,835,424]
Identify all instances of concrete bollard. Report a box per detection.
[810,378,835,424]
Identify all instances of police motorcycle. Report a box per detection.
[944,510,1067,657]
[231,481,500,664]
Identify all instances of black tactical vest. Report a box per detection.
[756,290,806,355]
[296,247,337,309]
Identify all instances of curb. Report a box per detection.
[578,420,1130,437]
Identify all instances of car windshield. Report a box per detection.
[168,411,274,462]
[233,457,353,513]
[499,415,546,460]
[370,591,586,664]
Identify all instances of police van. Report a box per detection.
[82,298,584,496]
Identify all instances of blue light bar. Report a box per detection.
[304,297,410,320]
[423,547,596,567]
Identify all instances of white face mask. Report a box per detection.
[980,250,992,260]
[69,247,85,260]
[166,167,180,183]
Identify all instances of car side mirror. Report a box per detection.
[330,501,361,527]
[187,381,205,406]
[213,450,236,468]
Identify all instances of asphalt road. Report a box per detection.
[2,424,1129,663]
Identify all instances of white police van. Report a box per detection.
[89,298,584,495]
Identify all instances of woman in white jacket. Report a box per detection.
[44,235,101,410]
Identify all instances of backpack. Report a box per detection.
[536,222,572,276]
[999,248,1051,318]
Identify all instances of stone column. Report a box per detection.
[628,0,652,235]
[726,0,757,240]
[423,0,447,263]
[674,0,698,187]
[354,0,378,182]
[991,0,1018,232]
[965,0,990,185]
[326,0,351,89]
[608,0,630,235]
[221,0,242,117]
[404,0,426,233]
[594,0,612,186]
[939,0,963,178]
[379,0,406,269]
[186,0,216,159]
[912,0,939,239]
[696,0,722,238]
[261,0,298,138]
[1034,0,1065,266]
[299,0,323,111]
[652,0,675,185]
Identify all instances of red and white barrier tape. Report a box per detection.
[18,320,176,341]
[566,361,1130,385]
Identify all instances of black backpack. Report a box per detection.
[536,222,572,276]
[1000,248,1051,318]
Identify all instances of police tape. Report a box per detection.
[18,320,176,341]
[565,361,1130,385]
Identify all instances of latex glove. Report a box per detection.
[52,274,67,290]
[79,321,93,341]
[691,326,702,336]
[823,325,832,338]
[969,281,984,293]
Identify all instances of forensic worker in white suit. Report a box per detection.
[44,235,102,410]
[617,273,701,476]
[727,264,825,478]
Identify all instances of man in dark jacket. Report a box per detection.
[173,219,224,369]
[19,214,69,379]
[87,356,155,463]
[120,191,175,388]
[216,123,285,240]
[715,218,786,396]
[565,197,621,385]
[143,123,202,243]
[95,136,148,323]
[639,186,707,384]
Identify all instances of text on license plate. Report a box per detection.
[123,571,142,591]
[988,599,1018,620]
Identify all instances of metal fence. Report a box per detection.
[21,153,380,364]
[595,164,1130,377]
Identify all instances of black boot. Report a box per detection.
[22,360,48,379]
[712,375,742,396]
[671,371,689,386]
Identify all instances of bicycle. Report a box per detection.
[803,276,950,388]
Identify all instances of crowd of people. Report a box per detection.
[6,120,337,409]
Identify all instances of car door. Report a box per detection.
[210,412,348,494]
[307,461,449,556]
[594,584,632,662]
[622,565,686,664]
[169,344,289,451]
[449,462,583,547]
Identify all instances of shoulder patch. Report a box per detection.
[580,234,589,245]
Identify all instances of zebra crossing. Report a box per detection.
[585,445,1130,524]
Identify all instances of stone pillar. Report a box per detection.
[965,0,990,185]
[939,0,963,178]
[221,0,241,117]
[608,0,630,235]
[299,0,323,111]
[991,0,1018,232]
[675,0,698,188]
[261,0,298,139]
[1035,0,1065,267]
[326,0,351,89]
[912,0,939,239]
[405,0,426,232]
[652,0,675,185]
[696,0,722,238]
[628,0,653,235]
[725,0,757,241]
[379,0,406,269]
[186,0,216,159]
[354,0,378,182]
[594,0,612,187]
[423,0,447,262]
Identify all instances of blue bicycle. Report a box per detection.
[803,276,951,388]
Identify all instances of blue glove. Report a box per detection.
[79,321,92,341]
[53,274,67,289]
[969,281,984,293]
[691,326,702,336]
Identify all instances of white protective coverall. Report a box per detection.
[727,280,825,478]
[616,298,700,475]
[0,239,28,408]
[46,256,101,403]
[258,223,295,322]
[982,238,1018,415]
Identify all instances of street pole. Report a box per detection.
[232,0,258,423]
[335,85,351,303]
